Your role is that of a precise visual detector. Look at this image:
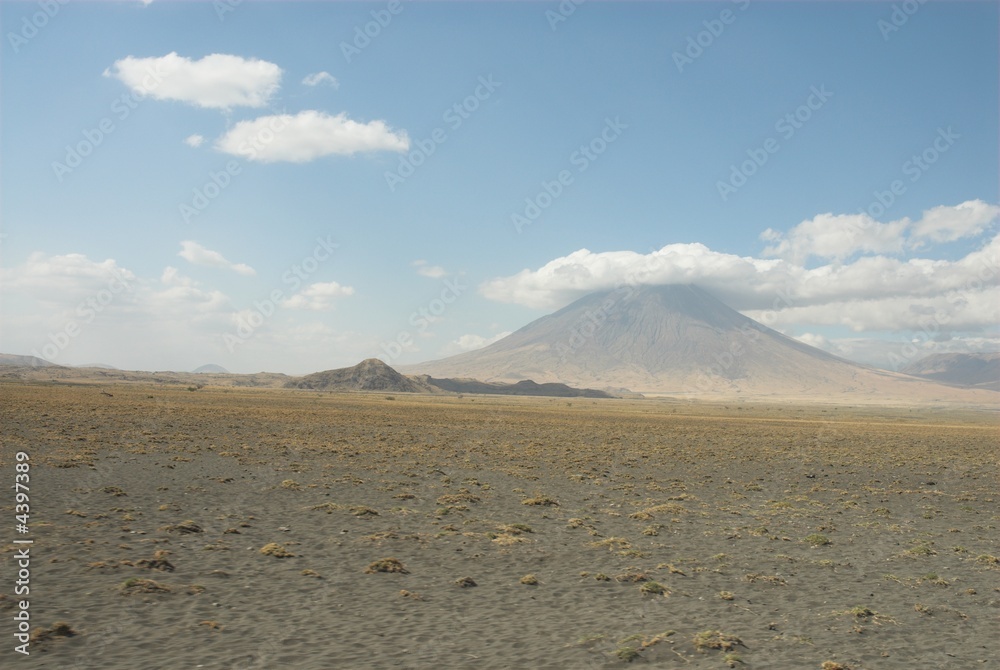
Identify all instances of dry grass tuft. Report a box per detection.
[259,543,295,558]
[365,557,408,573]
[120,578,171,595]
[693,630,743,652]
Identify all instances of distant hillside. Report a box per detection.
[193,364,230,374]
[286,358,437,393]
[0,354,60,368]
[901,353,1000,391]
[420,376,613,398]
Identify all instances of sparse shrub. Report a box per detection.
[120,578,170,595]
[804,533,831,547]
[639,581,667,595]
[455,576,477,587]
[259,543,295,558]
[520,574,539,585]
[365,557,408,573]
[615,570,648,583]
[437,491,481,505]
[693,630,743,651]
[161,520,203,534]
[498,523,533,535]
[718,590,735,600]
[522,495,558,506]
[904,544,936,557]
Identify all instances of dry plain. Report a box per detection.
[1,381,998,669]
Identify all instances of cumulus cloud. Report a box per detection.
[104,52,282,109]
[178,241,255,276]
[412,260,447,278]
[283,281,354,310]
[302,71,338,88]
[762,200,1000,263]
[214,110,409,163]
[0,252,137,302]
[909,200,999,243]
[183,134,205,148]
[481,201,1000,334]
[761,213,908,264]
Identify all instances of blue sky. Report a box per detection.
[1,0,997,374]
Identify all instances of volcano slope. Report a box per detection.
[403,284,997,405]
[2,380,997,669]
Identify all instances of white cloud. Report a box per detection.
[104,52,282,109]
[412,260,447,278]
[909,200,999,243]
[178,241,255,276]
[0,252,137,302]
[183,134,205,148]
[761,213,908,264]
[762,200,1000,262]
[302,71,338,88]
[481,202,1000,334]
[283,281,355,310]
[214,110,409,163]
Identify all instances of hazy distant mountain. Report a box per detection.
[76,363,119,370]
[402,285,996,403]
[0,354,60,368]
[287,358,437,393]
[901,353,1000,391]
[193,364,230,374]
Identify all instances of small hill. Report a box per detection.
[420,376,613,398]
[286,358,436,393]
[0,354,60,368]
[193,364,230,374]
[901,353,1000,391]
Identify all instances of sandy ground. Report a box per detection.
[1,382,998,669]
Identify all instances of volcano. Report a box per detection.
[403,285,996,403]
